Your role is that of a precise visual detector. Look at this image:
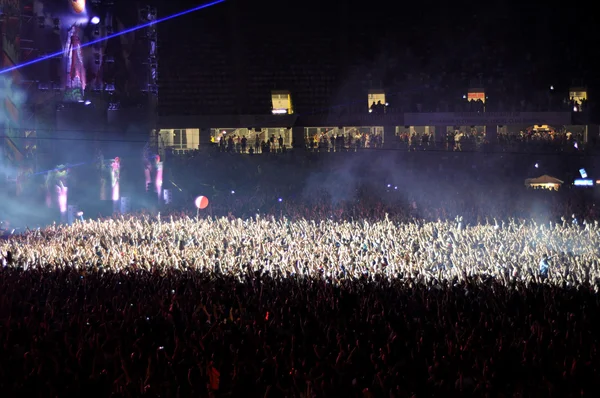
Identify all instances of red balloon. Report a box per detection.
[195,196,209,209]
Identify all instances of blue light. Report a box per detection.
[0,0,225,75]
[278,198,282,202]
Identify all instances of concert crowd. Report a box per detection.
[1,149,600,397]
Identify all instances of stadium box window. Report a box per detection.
[211,128,292,153]
[368,90,386,113]
[468,88,485,104]
[271,91,293,115]
[159,129,200,151]
[569,88,587,105]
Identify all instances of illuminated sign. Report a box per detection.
[579,168,588,178]
[574,179,594,187]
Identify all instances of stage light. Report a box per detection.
[90,16,100,24]
[0,0,226,75]
[84,100,91,105]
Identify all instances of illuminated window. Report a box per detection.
[569,87,587,105]
[271,90,293,115]
[173,129,187,149]
[159,129,200,151]
[468,88,485,103]
[367,90,386,112]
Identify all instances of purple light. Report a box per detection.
[90,16,100,25]
[156,162,163,199]
[57,186,68,213]
[111,158,120,201]
[0,0,226,75]
[278,198,282,202]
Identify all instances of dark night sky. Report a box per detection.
[154,0,599,114]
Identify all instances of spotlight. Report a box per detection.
[90,16,100,25]
[278,198,283,202]
[84,100,91,105]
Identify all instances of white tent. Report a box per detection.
[525,175,564,191]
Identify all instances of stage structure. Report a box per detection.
[17,1,160,207]
[139,4,158,99]
[25,0,159,121]
[63,24,86,102]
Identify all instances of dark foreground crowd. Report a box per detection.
[0,266,599,397]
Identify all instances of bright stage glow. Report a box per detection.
[71,0,86,14]
[111,157,120,201]
[0,0,226,75]
[156,162,163,199]
[90,16,100,25]
[57,185,68,213]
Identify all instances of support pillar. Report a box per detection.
[292,126,305,150]
[435,126,447,147]
[383,125,395,149]
[485,125,498,144]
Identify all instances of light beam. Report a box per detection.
[0,0,225,75]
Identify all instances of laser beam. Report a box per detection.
[0,0,225,75]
